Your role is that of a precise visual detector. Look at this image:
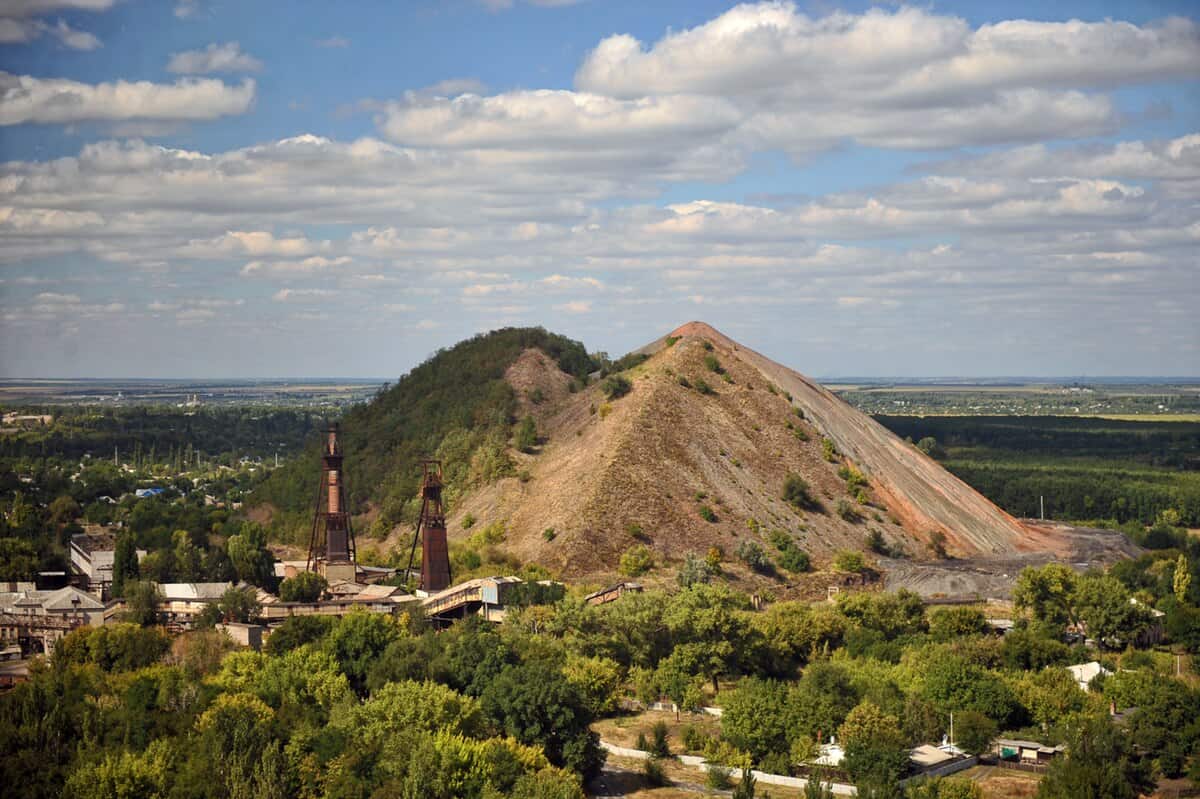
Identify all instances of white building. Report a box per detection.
[1066,661,1111,692]
[69,530,144,595]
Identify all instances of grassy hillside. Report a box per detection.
[876,415,1200,526]
[252,327,596,542]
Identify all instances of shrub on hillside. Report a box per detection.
[515,415,538,453]
[602,375,632,399]
[777,547,811,573]
[694,378,715,395]
[737,540,773,574]
[783,473,817,510]
[833,550,866,573]
[836,499,861,523]
[620,544,654,577]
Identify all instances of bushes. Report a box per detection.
[782,473,817,510]
[693,378,715,396]
[698,505,717,523]
[642,757,668,787]
[777,547,811,574]
[836,499,861,523]
[516,415,538,453]
[602,375,631,400]
[769,529,811,573]
[678,551,713,587]
[737,540,773,574]
[620,544,654,577]
[832,550,866,573]
[821,438,838,463]
[54,623,171,672]
[704,354,723,373]
[279,571,327,602]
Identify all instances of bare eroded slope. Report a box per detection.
[444,324,1031,582]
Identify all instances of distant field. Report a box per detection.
[0,378,385,408]
[839,381,1200,417]
[874,414,1200,527]
[1088,413,1200,422]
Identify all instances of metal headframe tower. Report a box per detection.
[306,423,357,582]
[406,459,452,592]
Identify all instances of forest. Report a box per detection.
[0,406,321,465]
[252,327,598,543]
[876,415,1200,527]
[3,548,1200,798]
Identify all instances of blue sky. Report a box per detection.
[0,0,1197,377]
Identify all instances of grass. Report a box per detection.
[1086,413,1200,422]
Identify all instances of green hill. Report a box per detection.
[252,327,596,542]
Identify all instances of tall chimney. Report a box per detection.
[306,423,356,582]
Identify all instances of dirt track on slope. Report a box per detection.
[880,520,1139,598]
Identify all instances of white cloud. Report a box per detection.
[0,1,113,17]
[573,4,1198,155]
[920,133,1200,184]
[167,42,262,74]
[555,300,591,313]
[0,0,109,51]
[0,73,255,125]
[0,13,102,48]
[314,35,349,48]
[578,5,1200,98]
[180,231,329,259]
[49,18,99,49]
[241,256,351,277]
[272,288,337,302]
[173,0,199,19]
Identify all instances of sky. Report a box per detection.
[0,0,1197,379]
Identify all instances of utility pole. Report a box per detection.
[1040,495,1045,520]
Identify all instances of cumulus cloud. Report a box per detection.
[918,134,1200,183]
[272,288,337,302]
[0,73,255,124]
[571,4,1199,155]
[578,5,1200,97]
[0,13,102,48]
[241,256,351,277]
[179,231,329,259]
[1,3,1198,375]
[167,42,262,74]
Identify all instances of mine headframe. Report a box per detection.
[306,422,357,582]
[406,459,452,592]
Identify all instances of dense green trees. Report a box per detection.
[112,531,140,597]
[1037,716,1153,799]
[278,571,327,602]
[225,522,274,587]
[6,551,1200,798]
[254,327,597,536]
[1015,564,1156,648]
[480,661,603,778]
[877,415,1200,525]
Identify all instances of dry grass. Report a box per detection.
[593,709,721,754]
[955,766,1041,799]
[438,322,1052,582]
